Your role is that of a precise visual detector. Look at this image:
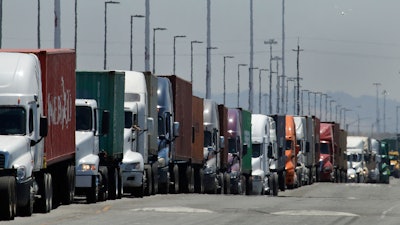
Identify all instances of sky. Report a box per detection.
[2,0,400,134]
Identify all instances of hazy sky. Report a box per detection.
[3,0,400,132]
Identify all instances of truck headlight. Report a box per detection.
[81,164,96,171]
[16,166,26,181]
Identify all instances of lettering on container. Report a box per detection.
[47,77,72,129]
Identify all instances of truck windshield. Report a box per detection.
[320,143,330,154]
[204,131,212,147]
[76,106,92,131]
[252,144,261,157]
[348,153,362,162]
[124,111,132,128]
[0,107,26,135]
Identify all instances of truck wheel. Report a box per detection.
[297,170,302,188]
[309,168,313,185]
[108,168,118,200]
[0,176,16,220]
[223,173,230,195]
[98,166,108,201]
[170,164,180,194]
[151,162,159,195]
[272,173,279,196]
[86,175,98,204]
[217,173,224,194]
[117,168,123,199]
[34,173,52,213]
[187,166,195,193]
[239,175,246,195]
[62,165,75,205]
[45,173,53,212]
[278,171,286,191]
[18,185,34,217]
[145,167,152,196]
[158,172,169,194]
[134,170,145,198]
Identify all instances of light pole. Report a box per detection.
[264,39,278,114]
[237,63,248,107]
[130,15,144,70]
[152,27,167,74]
[104,1,120,70]
[206,46,218,99]
[223,56,235,105]
[249,67,259,113]
[329,99,335,121]
[396,106,400,134]
[37,0,41,48]
[272,56,282,114]
[301,89,309,115]
[259,69,268,113]
[383,90,388,133]
[373,82,381,134]
[173,35,186,74]
[190,40,203,84]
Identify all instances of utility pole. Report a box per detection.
[54,0,61,48]
[264,39,277,114]
[373,82,381,134]
[292,38,303,115]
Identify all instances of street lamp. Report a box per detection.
[152,27,167,74]
[223,56,235,105]
[373,82,381,134]
[249,67,259,113]
[104,1,120,70]
[272,56,282,114]
[190,40,203,84]
[264,39,278,114]
[259,69,268,114]
[206,46,218,99]
[173,35,186,74]
[237,63,248,107]
[301,89,309,115]
[130,14,144,70]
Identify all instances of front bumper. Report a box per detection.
[122,170,143,188]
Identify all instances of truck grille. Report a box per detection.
[0,154,5,168]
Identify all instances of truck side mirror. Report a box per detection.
[40,116,48,137]
[219,136,225,148]
[173,122,180,137]
[101,110,110,135]
[147,117,154,135]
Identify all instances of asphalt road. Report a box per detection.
[3,178,400,225]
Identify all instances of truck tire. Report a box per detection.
[309,168,313,185]
[144,167,152,196]
[223,172,230,195]
[62,164,75,205]
[217,173,224,194]
[239,175,246,195]
[18,185,34,217]
[108,168,118,200]
[151,162,159,195]
[86,175,98,204]
[33,173,52,213]
[187,166,195,193]
[117,168,123,199]
[0,176,16,220]
[278,171,286,191]
[133,170,145,198]
[194,167,203,194]
[98,166,108,201]
[271,173,279,196]
[297,170,302,188]
[170,164,180,194]
[158,172,170,194]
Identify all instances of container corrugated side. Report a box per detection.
[144,72,158,157]
[76,71,125,159]
[241,109,252,175]
[191,96,204,165]
[218,104,228,170]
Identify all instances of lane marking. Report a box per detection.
[131,206,213,213]
[272,210,359,217]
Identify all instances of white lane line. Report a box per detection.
[272,210,359,217]
[131,206,213,213]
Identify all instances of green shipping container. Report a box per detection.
[241,109,252,175]
[76,71,125,160]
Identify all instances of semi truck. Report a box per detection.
[319,122,339,182]
[285,115,298,189]
[76,71,125,200]
[270,115,287,192]
[218,104,229,194]
[384,138,400,178]
[203,99,224,194]
[0,49,76,219]
[227,108,252,195]
[312,116,321,182]
[251,114,270,195]
[75,99,109,203]
[159,75,203,194]
[346,136,370,183]
[294,116,310,186]
[337,129,348,182]
[120,71,157,197]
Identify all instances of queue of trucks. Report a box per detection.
[0,48,394,220]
